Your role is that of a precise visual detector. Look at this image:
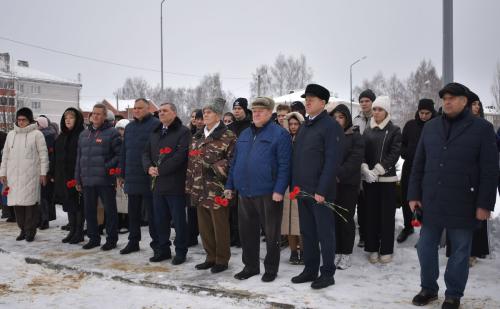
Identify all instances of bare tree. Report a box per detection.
[406,60,442,108]
[114,77,151,99]
[491,61,500,112]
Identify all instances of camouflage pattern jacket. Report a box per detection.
[186,121,236,209]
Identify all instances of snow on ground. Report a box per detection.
[0,204,499,309]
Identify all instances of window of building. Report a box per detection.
[31,85,41,94]
[31,101,41,109]
[16,99,24,107]
[18,84,24,93]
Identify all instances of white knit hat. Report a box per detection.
[115,119,130,129]
[372,96,391,114]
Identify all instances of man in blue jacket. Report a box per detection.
[118,98,161,255]
[75,103,122,251]
[291,84,344,289]
[225,97,292,283]
[408,83,498,309]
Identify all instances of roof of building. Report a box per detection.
[0,63,80,86]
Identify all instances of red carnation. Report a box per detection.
[214,196,222,205]
[292,186,300,194]
[66,179,77,189]
[220,198,229,207]
[115,168,122,175]
[109,168,116,176]
[411,219,422,228]
[163,147,172,154]
[290,191,297,200]
[2,186,9,196]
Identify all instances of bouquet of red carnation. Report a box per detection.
[411,207,423,228]
[2,186,9,196]
[289,186,348,222]
[109,167,122,176]
[151,146,173,190]
[189,149,203,157]
[66,179,77,189]
[214,195,229,207]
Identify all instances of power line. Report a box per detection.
[0,35,250,80]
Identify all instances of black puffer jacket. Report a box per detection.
[52,107,85,204]
[363,116,402,182]
[75,121,122,187]
[142,117,191,195]
[331,104,365,186]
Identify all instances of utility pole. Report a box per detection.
[160,0,167,90]
[349,56,367,112]
[443,0,453,85]
[257,74,261,97]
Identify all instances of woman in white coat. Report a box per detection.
[0,107,49,241]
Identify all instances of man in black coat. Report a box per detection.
[398,99,436,243]
[142,102,191,265]
[227,97,252,247]
[75,103,122,251]
[408,83,498,309]
[291,84,344,289]
[118,98,161,255]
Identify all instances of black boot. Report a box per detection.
[16,230,25,241]
[397,227,414,243]
[412,289,438,306]
[69,210,85,244]
[62,212,76,243]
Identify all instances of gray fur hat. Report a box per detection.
[203,97,226,115]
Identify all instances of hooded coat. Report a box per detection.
[0,123,49,206]
[52,108,85,209]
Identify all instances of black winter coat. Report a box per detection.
[0,131,7,164]
[363,118,402,181]
[119,114,161,194]
[227,115,252,138]
[142,117,191,195]
[408,110,498,228]
[292,110,344,201]
[75,121,122,187]
[52,107,85,206]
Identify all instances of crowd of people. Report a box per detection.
[0,82,498,309]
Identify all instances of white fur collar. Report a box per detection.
[370,114,391,130]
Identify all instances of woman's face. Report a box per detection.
[333,112,347,128]
[288,118,300,135]
[372,107,387,124]
[471,101,481,116]
[223,115,233,126]
[65,113,76,130]
[190,111,197,126]
[16,116,29,128]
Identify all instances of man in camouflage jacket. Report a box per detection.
[186,98,236,273]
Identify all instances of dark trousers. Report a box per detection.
[238,195,283,275]
[335,184,358,255]
[356,189,367,241]
[364,182,396,255]
[446,220,490,258]
[229,193,240,244]
[418,224,474,299]
[186,195,199,245]
[298,197,336,277]
[400,165,414,230]
[197,205,231,265]
[83,186,118,244]
[14,205,39,237]
[152,194,188,257]
[128,193,158,250]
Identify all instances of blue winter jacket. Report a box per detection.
[119,114,160,194]
[75,121,122,187]
[226,121,292,198]
[408,110,498,229]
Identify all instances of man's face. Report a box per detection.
[359,98,373,113]
[91,107,106,127]
[203,109,220,127]
[305,95,325,117]
[442,94,467,117]
[16,116,29,128]
[232,106,246,120]
[133,100,149,120]
[277,110,288,127]
[252,107,273,127]
[159,104,176,125]
[418,109,433,122]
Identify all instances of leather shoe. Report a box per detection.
[291,271,318,284]
[120,242,140,255]
[412,289,438,306]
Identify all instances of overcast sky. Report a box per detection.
[1,0,499,106]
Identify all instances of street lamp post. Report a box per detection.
[160,0,167,91]
[350,56,367,113]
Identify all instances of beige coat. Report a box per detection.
[116,186,128,214]
[0,124,49,206]
[281,188,300,236]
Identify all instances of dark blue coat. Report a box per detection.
[75,121,122,187]
[120,114,160,194]
[292,110,344,201]
[408,111,498,229]
[226,121,292,198]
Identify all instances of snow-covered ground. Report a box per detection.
[0,204,499,309]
